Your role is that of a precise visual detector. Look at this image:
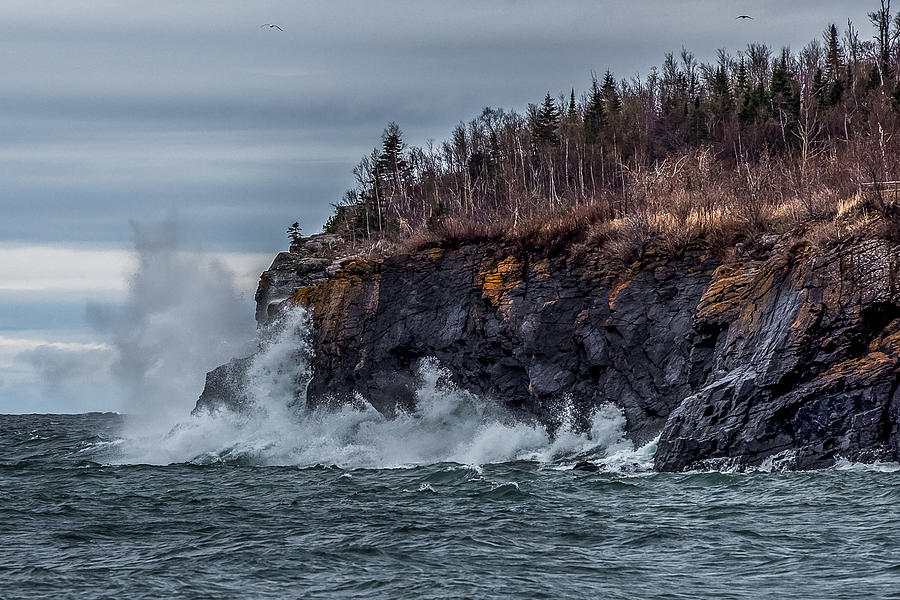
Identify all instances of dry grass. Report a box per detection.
[399,217,509,253]
[384,150,900,269]
[510,203,609,255]
[394,188,896,268]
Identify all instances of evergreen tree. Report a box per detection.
[824,24,843,80]
[823,24,845,106]
[710,66,734,115]
[735,59,749,94]
[740,82,767,126]
[583,78,606,143]
[533,92,561,145]
[286,221,303,244]
[567,89,578,121]
[377,121,410,182]
[828,74,846,107]
[770,53,800,120]
[601,70,622,114]
[813,68,827,106]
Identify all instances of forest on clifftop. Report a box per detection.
[323,2,900,263]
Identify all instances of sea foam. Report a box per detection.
[114,307,652,470]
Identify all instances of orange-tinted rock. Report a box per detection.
[199,234,900,471]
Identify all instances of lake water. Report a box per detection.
[2,411,899,599]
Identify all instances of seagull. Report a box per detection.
[260,23,284,31]
[736,15,754,20]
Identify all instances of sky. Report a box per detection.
[0,0,876,413]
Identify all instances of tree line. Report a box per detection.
[325,2,900,248]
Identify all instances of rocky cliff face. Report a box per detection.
[197,234,900,471]
[656,238,900,470]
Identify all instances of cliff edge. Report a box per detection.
[196,233,900,471]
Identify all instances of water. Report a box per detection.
[3,413,900,599]
[3,308,900,598]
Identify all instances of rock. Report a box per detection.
[193,357,252,415]
[197,235,900,472]
[294,257,330,274]
[253,236,351,325]
[273,246,711,440]
[573,461,600,472]
[304,240,324,254]
[654,239,900,471]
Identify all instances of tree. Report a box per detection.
[710,66,734,115]
[286,221,303,244]
[584,77,606,143]
[324,8,900,247]
[567,88,578,121]
[770,52,800,120]
[869,0,893,84]
[532,92,560,145]
[377,121,410,186]
[824,24,843,80]
[813,67,827,106]
[601,70,622,114]
[735,59,749,93]
[822,24,845,106]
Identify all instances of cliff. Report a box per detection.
[196,233,900,471]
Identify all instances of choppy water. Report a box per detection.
[2,412,900,600]
[4,309,900,598]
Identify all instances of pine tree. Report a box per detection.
[711,66,734,115]
[770,53,800,120]
[568,89,578,121]
[286,221,303,244]
[813,68,827,107]
[824,24,843,80]
[377,121,410,183]
[533,92,561,145]
[601,70,622,114]
[823,24,845,106]
[583,78,606,144]
[740,82,767,126]
[735,59,749,94]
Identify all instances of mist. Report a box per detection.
[88,217,256,429]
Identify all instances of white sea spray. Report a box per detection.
[116,306,651,471]
[91,217,256,431]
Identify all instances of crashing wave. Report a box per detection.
[111,307,652,471]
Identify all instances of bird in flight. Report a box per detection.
[736,15,754,20]
[260,23,284,31]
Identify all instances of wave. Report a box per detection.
[110,307,653,471]
[832,457,900,473]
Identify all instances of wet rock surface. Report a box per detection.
[253,233,345,325]
[655,238,900,471]
[197,235,900,471]
[286,247,711,444]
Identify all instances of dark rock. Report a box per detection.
[654,239,900,471]
[197,235,900,472]
[193,356,252,415]
[304,241,324,254]
[573,461,600,472]
[254,234,350,325]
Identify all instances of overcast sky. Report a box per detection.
[0,1,875,413]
